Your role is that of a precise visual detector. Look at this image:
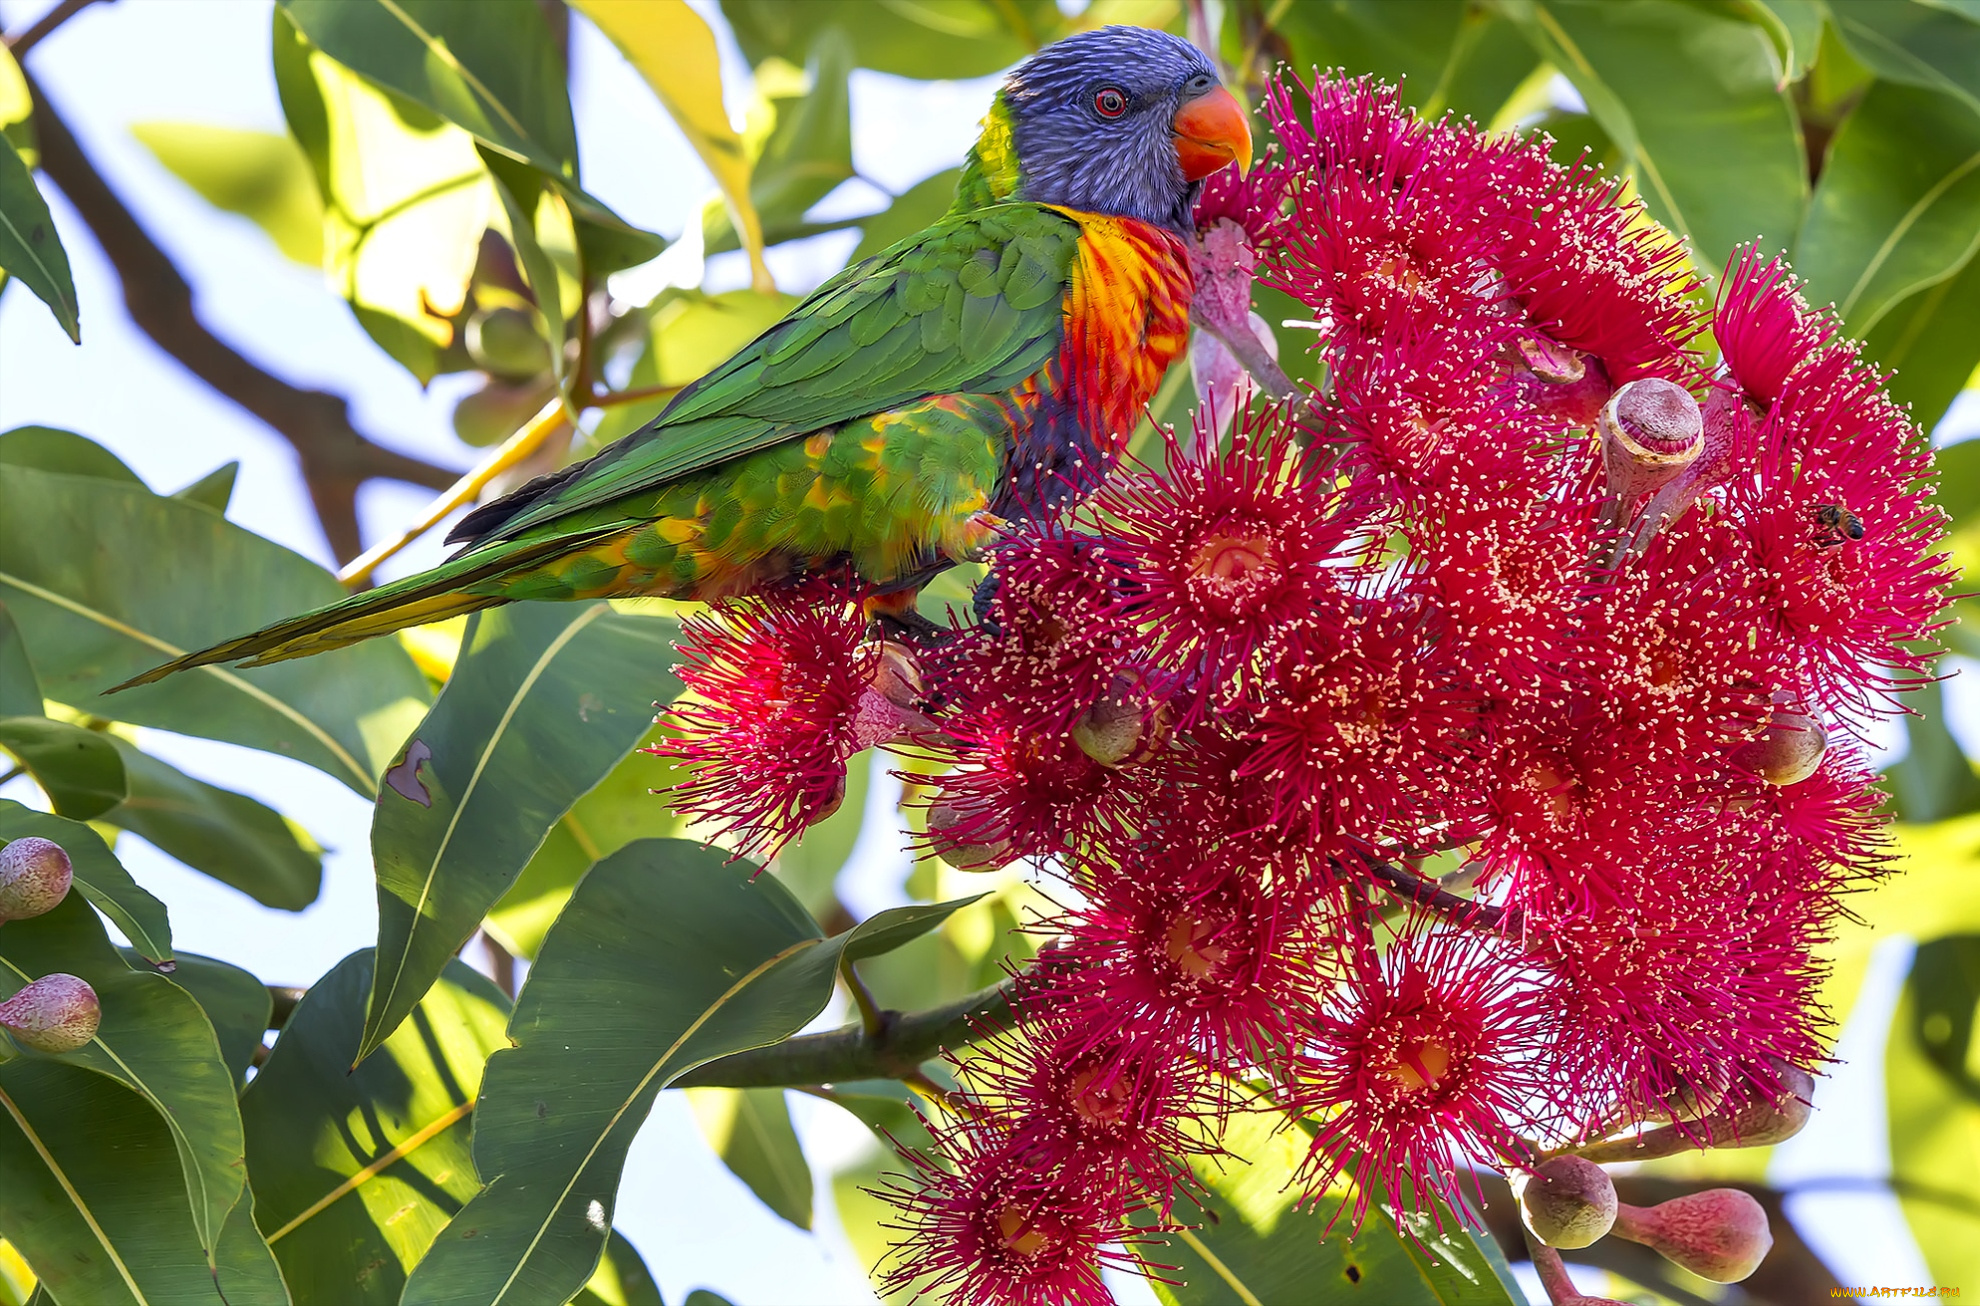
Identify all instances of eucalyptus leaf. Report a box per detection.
[686,1086,814,1230]
[0,131,77,343]
[0,714,125,820]
[0,800,171,962]
[0,460,432,795]
[1267,0,1534,120]
[0,425,141,484]
[120,947,272,1086]
[104,736,324,912]
[402,841,978,1306]
[0,1061,288,1306]
[361,602,677,1062]
[131,121,324,265]
[722,0,1065,79]
[0,893,254,1275]
[1504,0,1806,272]
[1828,0,1980,118]
[1795,81,1980,336]
[1865,249,1980,436]
[171,461,240,513]
[242,950,510,1305]
[0,601,39,718]
[851,168,962,264]
[1886,934,1980,1285]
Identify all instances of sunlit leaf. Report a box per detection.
[686,1086,815,1229]
[361,602,678,1062]
[1886,934,1980,1286]
[722,0,1060,79]
[241,949,509,1305]
[131,121,325,265]
[574,0,773,291]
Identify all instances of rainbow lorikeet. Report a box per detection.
[120,26,1249,687]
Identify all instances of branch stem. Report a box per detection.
[674,979,1015,1088]
[1361,857,1512,931]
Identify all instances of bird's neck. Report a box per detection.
[951,94,1023,214]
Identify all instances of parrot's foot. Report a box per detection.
[864,590,952,647]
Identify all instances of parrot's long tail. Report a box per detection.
[110,529,619,690]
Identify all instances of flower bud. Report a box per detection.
[1731,706,1827,786]
[868,641,926,710]
[1513,1156,1618,1249]
[1713,1060,1815,1146]
[0,837,73,922]
[0,973,101,1053]
[1071,672,1174,768]
[1612,1189,1772,1283]
[1598,378,1703,506]
[1503,334,1611,427]
[1641,1060,1732,1124]
[926,795,1013,871]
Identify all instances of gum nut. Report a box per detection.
[0,837,73,921]
[0,973,100,1053]
[1615,1189,1773,1283]
[1731,710,1827,786]
[1513,1156,1618,1249]
[926,798,1012,871]
[1715,1061,1814,1145]
[869,642,926,709]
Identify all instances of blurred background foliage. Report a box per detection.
[5,0,1980,1302]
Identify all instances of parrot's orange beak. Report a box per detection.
[1172,85,1252,181]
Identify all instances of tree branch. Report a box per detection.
[3,0,103,56]
[674,979,1015,1088]
[23,73,461,563]
[1362,856,1514,931]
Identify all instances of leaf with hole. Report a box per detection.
[0,459,432,795]
[361,602,678,1062]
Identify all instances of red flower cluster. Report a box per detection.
[651,75,1948,1302]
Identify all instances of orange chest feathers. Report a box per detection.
[1050,210,1197,448]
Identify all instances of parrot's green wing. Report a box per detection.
[112,203,1087,688]
[449,203,1085,547]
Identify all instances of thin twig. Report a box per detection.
[3,0,102,55]
[841,954,886,1042]
[335,398,566,587]
[1362,856,1512,930]
[590,381,682,409]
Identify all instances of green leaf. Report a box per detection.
[402,840,976,1306]
[0,1061,289,1306]
[682,1293,734,1306]
[279,0,661,275]
[1504,0,1807,271]
[0,130,77,343]
[1743,0,1825,82]
[0,425,141,484]
[573,1234,665,1306]
[104,736,324,912]
[171,461,240,513]
[686,1086,814,1230]
[722,0,1060,79]
[1886,933,1980,1285]
[1887,674,1980,821]
[361,602,678,1062]
[1147,1110,1526,1305]
[0,893,257,1276]
[241,949,509,1305]
[0,715,124,820]
[0,460,431,795]
[484,726,687,961]
[851,168,961,264]
[573,0,771,291]
[273,8,493,385]
[124,948,272,1086]
[1267,1,1535,119]
[131,121,325,265]
[1828,0,1980,118]
[1864,242,1980,433]
[0,800,171,962]
[483,152,576,400]
[1795,81,1980,335]
[744,30,856,244]
[0,601,40,718]
[769,749,869,920]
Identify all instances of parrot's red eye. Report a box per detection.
[1094,87,1128,118]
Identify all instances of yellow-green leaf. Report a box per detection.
[131,122,325,265]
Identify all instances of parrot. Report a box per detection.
[117,25,1251,688]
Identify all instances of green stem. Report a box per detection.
[674,979,1015,1089]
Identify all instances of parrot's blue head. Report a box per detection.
[957,26,1251,235]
